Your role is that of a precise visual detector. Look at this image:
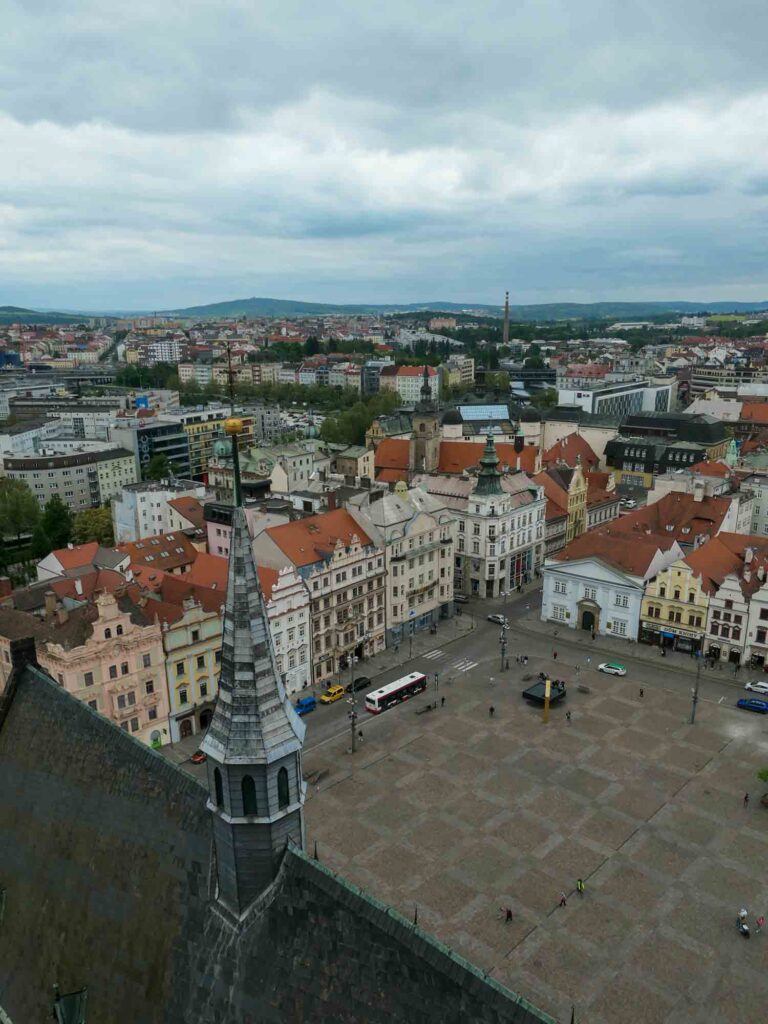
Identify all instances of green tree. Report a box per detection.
[40,495,73,551]
[30,522,52,559]
[524,355,545,369]
[530,388,558,409]
[304,336,321,356]
[144,453,173,480]
[0,478,40,541]
[73,507,115,546]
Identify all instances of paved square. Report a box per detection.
[304,667,768,1023]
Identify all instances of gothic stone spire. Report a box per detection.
[201,418,306,916]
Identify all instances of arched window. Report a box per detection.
[116,624,123,635]
[214,767,224,808]
[419,423,425,433]
[242,775,258,816]
[104,628,112,639]
[277,767,290,809]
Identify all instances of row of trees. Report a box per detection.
[0,479,115,562]
[319,391,401,446]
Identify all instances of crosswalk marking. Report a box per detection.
[452,658,478,673]
[422,649,445,660]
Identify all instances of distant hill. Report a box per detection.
[162,295,768,322]
[0,305,91,325]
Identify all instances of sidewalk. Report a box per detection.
[511,607,746,684]
[356,613,476,685]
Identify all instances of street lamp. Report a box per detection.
[499,625,508,671]
[690,651,702,724]
[348,629,371,754]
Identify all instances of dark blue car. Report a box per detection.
[736,698,768,714]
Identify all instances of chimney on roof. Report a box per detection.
[693,479,705,502]
[67,542,74,550]
[56,605,69,625]
[758,565,766,582]
[745,547,754,563]
[44,590,57,619]
[74,578,83,596]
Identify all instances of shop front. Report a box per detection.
[641,623,703,654]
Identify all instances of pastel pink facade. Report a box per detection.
[38,592,170,747]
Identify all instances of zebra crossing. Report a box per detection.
[421,649,478,673]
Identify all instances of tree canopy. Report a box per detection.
[73,507,115,547]
[144,453,174,481]
[319,392,401,446]
[0,478,40,541]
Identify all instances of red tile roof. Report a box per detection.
[257,566,279,602]
[119,532,198,573]
[740,402,768,425]
[374,438,411,473]
[185,552,228,591]
[687,460,732,478]
[266,509,373,568]
[552,527,679,576]
[683,534,768,597]
[168,496,205,529]
[376,468,409,483]
[542,433,599,471]
[48,569,126,601]
[51,542,99,570]
[437,441,537,475]
[610,491,733,545]
[396,365,437,377]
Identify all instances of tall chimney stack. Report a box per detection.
[502,290,510,347]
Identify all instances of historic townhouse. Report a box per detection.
[358,484,456,647]
[253,508,386,686]
[162,598,222,741]
[257,563,312,695]
[640,558,710,655]
[415,435,545,598]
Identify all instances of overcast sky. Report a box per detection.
[3,0,768,310]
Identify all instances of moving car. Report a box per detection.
[487,614,509,626]
[294,695,317,716]
[319,684,345,704]
[190,750,207,764]
[345,676,371,694]
[598,662,627,676]
[621,499,637,509]
[736,697,768,714]
[744,680,768,695]
[454,594,469,604]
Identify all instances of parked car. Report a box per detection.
[319,684,346,704]
[737,697,768,714]
[190,750,207,764]
[294,695,317,716]
[487,614,509,626]
[744,680,768,695]
[345,676,371,694]
[598,662,627,676]
[622,499,637,509]
[454,594,470,604]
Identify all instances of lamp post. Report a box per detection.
[689,651,702,725]
[499,626,508,671]
[349,629,371,754]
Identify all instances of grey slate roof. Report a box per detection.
[201,505,305,765]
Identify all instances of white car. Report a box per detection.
[487,614,509,627]
[745,680,768,695]
[598,662,627,676]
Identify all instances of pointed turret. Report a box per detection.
[201,417,306,916]
[474,433,503,496]
[502,290,510,347]
[419,363,433,408]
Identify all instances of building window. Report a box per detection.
[179,688,188,705]
[88,699,98,711]
[196,655,205,669]
[117,694,126,709]
[130,716,139,732]
[127,691,136,706]
[109,665,118,679]
[84,671,94,687]
[554,580,567,595]
[277,767,290,809]
[200,682,208,697]
[176,661,184,676]
[553,605,568,621]
[615,594,629,608]
[191,630,200,643]
[659,586,666,597]
[121,662,129,675]
[214,768,224,807]
[143,653,151,668]
[145,680,154,694]
[215,650,222,663]
[613,620,627,636]
[584,587,596,601]
[242,775,258,815]
[104,628,112,639]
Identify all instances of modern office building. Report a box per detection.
[557,378,675,418]
[3,447,137,511]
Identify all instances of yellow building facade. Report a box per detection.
[640,559,709,654]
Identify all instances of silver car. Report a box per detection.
[744,680,768,695]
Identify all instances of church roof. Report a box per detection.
[0,663,553,1024]
[201,505,304,765]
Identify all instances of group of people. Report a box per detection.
[738,907,765,937]
[502,880,586,923]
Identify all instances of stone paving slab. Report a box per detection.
[304,652,768,1024]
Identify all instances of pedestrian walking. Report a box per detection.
[505,907,513,923]
[553,650,558,661]
[744,792,750,807]
[757,915,765,933]
[639,688,644,699]
[441,696,445,707]
[576,879,585,895]
[357,730,364,743]
[566,710,571,722]
[586,656,591,667]
[559,892,567,907]
[489,705,495,718]
[591,630,596,641]
[575,664,581,675]
[523,655,528,665]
